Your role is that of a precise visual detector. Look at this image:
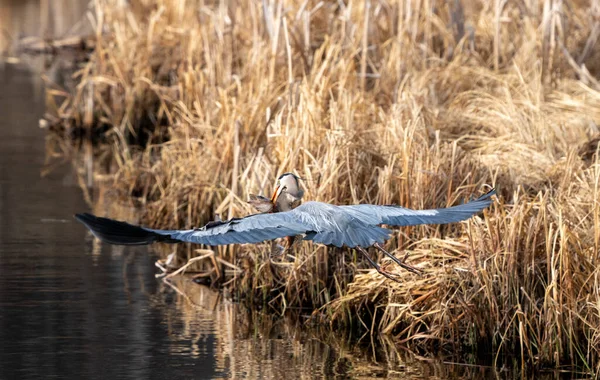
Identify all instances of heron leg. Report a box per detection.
[269,236,296,259]
[284,236,295,251]
[355,246,402,283]
[282,236,298,261]
[373,242,422,275]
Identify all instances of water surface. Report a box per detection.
[0,63,219,378]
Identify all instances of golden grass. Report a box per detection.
[46,0,600,371]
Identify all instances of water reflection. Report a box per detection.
[158,277,344,379]
[161,277,527,379]
[161,277,377,379]
[0,0,90,54]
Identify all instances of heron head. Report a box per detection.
[270,172,304,211]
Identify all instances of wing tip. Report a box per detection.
[74,213,87,222]
[474,187,497,202]
[74,212,94,226]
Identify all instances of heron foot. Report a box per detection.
[356,246,403,283]
[373,243,423,276]
[376,268,403,283]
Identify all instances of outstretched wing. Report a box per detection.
[75,189,495,247]
[339,188,496,227]
[75,211,311,246]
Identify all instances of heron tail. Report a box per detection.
[74,213,176,245]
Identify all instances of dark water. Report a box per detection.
[0,64,221,378]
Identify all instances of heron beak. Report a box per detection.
[270,185,282,204]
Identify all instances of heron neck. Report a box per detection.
[275,193,301,212]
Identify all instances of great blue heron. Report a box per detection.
[75,173,495,280]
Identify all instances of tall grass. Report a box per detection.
[48,0,600,370]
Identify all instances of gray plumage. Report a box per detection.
[75,188,495,249]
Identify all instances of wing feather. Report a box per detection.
[75,211,311,246]
[340,189,495,227]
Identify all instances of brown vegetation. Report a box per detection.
[46,0,600,372]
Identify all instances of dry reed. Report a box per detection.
[47,0,600,371]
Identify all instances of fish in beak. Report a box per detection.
[247,194,274,213]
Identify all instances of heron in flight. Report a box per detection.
[75,173,495,281]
